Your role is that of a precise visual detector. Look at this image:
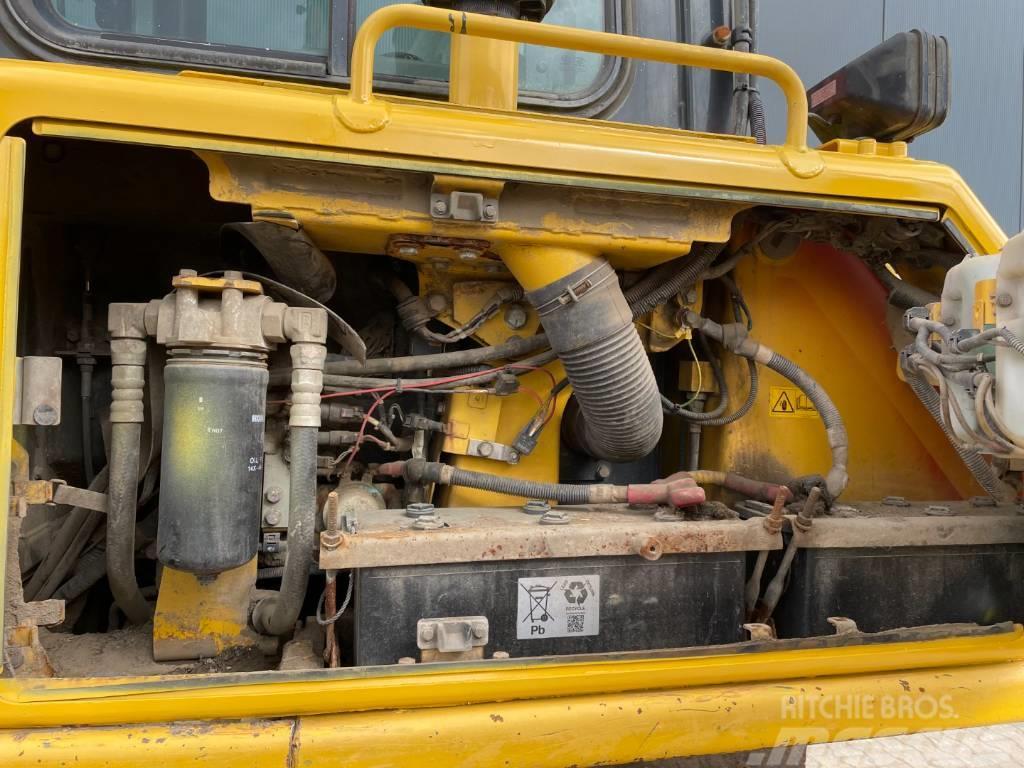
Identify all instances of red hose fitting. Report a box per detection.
[626,476,705,507]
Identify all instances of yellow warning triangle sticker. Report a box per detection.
[771,390,795,414]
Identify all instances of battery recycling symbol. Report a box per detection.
[522,582,554,624]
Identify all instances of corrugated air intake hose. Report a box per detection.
[524,259,662,462]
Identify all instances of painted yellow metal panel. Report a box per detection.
[6,650,1024,765]
[2,628,1022,729]
[0,137,24,653]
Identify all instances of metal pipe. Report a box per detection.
[348,4,812,150]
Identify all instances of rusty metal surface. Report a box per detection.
[318,506,782,570]
[13,356,61,426]
[791,510,1024,549]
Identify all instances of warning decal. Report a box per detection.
[516,575,600,640]
[769,386,819,419]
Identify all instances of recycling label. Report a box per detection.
[516,575,600,640]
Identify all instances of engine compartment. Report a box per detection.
[5,130,1023,681]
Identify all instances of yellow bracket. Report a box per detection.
[344,4,823,177]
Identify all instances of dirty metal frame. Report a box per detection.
[0,3,1016,763]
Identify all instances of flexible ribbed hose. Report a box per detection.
[905,370,1007,499]
[253,426,318,636]
[625,244,722,318]
[560,321,663,460]
[529,260,662,462]
[766,351,849,497]
[448,467,592,504]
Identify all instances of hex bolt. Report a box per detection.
[710,25,732,46]
[397,245,420,258]
[684,288,699,304]
[483,203,497,220]
[432,199,449,216]
[476,441,494,457]
[794,486,821,532]
[504,304,528,330]
[523,499,550,515]
[998,293,1014,307]
[594,461,612,480]
[420,624,436,642]
[426,293,448,313]
[540,509,570,526]
[405,501,436,518]
[472,623,487,639]
[263,509,281,527]
[320,491,343,550]
[763,487,787,535]
[264,486,282,505]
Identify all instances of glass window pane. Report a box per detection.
[353,0,607,96]
[47,0,330,56]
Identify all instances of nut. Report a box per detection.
[472,622,487,639]
[432,199,449,216]
[32,404,58,426]
[405,501,436,518]
[420,625,436,642]
[504,304,528,330]
[320,529,343,551]
[482,203,497,220]
[264,487,282,505]
[412,513,445,530]
[523,499,550,515]
[263,509,281,527]
[476,441,494,458]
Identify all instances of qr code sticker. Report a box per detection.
[566,613,585,633]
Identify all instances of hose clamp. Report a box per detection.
[532,264,617,317]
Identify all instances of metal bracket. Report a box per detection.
[417,616,489,661]
[742,622,776,641]
[827,616,860,636]
[430,190,499,222]
[13,479,107,513]
[467,438,520,464]
[13,357,62,426]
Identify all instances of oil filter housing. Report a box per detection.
[157,350,268,574]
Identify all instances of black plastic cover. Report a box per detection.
[807,29,949,143]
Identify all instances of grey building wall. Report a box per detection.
[757,0,1024,237]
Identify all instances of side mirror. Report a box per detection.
[807,29,950,143]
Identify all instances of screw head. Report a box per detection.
[594,461,612,480]
[476,441,494,457]
[420,625,436,642]
[472,623,486,639]
[483,203,497,220]
[264,487,282,505]
[504,304,528,330]
[432,199,449,216]
[263,509,281,527]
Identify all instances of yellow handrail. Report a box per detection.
[349,4,811,151]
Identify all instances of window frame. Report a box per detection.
[2,0,631,114]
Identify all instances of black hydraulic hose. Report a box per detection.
[687,312,849,498]
[625,244,722,318]
[253,426,318,636]
[449,466,592,504]
[79,358,95,484]
[315,334,549,379]
[666,359,760,427]
[904,365,1007,499]
[107,422,153,624]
